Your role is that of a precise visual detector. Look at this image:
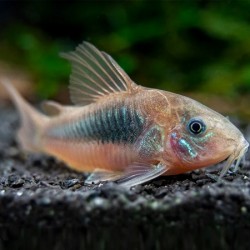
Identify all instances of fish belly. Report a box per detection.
[43,139,136,172]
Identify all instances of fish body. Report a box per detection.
[1,42,249,187]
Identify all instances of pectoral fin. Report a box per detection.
[85,163,167,188]
[117,162,168,188]
[85,169,122,185]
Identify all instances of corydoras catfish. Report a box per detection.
[1,42,249,188]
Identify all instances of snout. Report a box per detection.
[242,139,249,157]
[238,136,249,155]
[218,137,249,178]
[243,139,249,150]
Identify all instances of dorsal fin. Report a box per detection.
[60,42,138,106]
[41,101,74,116]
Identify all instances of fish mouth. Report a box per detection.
[219,139,249,178]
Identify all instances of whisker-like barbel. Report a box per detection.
[219,140,249,178]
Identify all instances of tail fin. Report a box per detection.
[1,79,49,152]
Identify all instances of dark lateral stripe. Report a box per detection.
[49,104,145,144]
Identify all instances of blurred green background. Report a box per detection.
[0,1,250,117]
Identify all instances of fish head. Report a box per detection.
[165,97,249,175]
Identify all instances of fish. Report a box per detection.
[1,41,249,188]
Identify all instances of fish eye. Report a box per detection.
[187,119,206,135]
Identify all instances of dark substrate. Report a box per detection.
[0,104,250,250]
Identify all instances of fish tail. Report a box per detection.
[1,79,49,152]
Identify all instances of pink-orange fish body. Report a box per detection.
[43,92,145,172]
[40,89,167,173]
[1,42,249,187]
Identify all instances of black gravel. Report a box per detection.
[0,104,250,250]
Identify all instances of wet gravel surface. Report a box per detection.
[0,104,250,250]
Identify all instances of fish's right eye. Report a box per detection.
[187,119,206,135]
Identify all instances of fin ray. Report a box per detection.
[85,169,122,185]
[84,162,167,188]
[80,43,126,92]
[117,162,167,188]
[77,46,118,92]
[61,42,137,106]
[71,53,112,94]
